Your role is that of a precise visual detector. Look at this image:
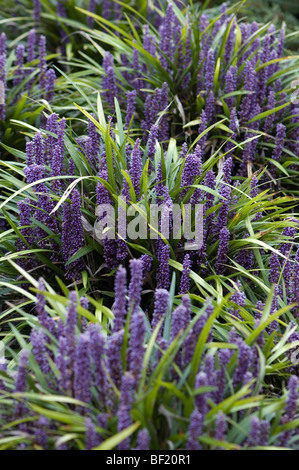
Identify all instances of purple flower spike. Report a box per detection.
[269,253,280,284]
[128,259,144,314]
[130,138,142,196]
[186,409,204,450]
[205,48,215,91]
[215,412,227,444]
[125,90,136,129]
[272,123,286,162]
[14,349,30,418]
[38,35,47,90]
[225,66,237,109]
[113,266,127,333]
[0,52,6,121]
[147,124,159,165]
[13,45,25,87]
[87,0,96,28]
[117,372,135,450]
[108,330,124,389]
[151,288,169,334]
[62,189,85,280]
[103,52,118,107]
[285,375,298,420]
[31,328,50,375]
[74,332,92,405]
[33,0,41,21]
[215,227,230,274]
[180,254,192,294]
[45,68,56,102]
[128,308,146,384]
[85,417,100,450]
[157,244,170,290]
[135,429,150,450]
[0,32,6,56]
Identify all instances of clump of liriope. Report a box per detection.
[81,1,299,186]
[10,109,298,315]
[0,259,298,450]
[0,29,57,159]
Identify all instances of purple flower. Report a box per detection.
[156,244,170,290]
[140,254,152,277]
[14,350,29,418]
[233,337,253,387]
[198,110,208,148]
[45,68,56,102]
[125,90,136,129]
[147,124,159,166]
[159,4,174,72]
[26,29,36,87]
[128,308,146,385]
[74,332,92,404]
[195,371,209,416]
[128,259,143,314]
[0,32,6,56]
[269,253,280,284]
[17,197,34,247]
[143,24,156,56]
[0,52,6,120]
[35,417,49,448]
[31,328,50,375]
[272,123,286,162]
[51,145,64,193]
[108,330,124,389]
[223,157,233,185]
[151,288,169,334]
[259,420,270,447]
[186,409,203,450]
[205,48,215,91]
[239,60,256,123]
[285,375,298,420]
[180,153,202,200]
[26,141,34,166]
[33,0,41,21]
[214,412,227,444]
[38,35,47,90]
[102,52,118,107]
[62,189,85,280]
[85,417,100,450]
[215,184,231,235]
[88,324,108,406]
[135,429,150,450]
[205,90,215,122]
[225,66,237,109]
[87,0,96,28]
[248,416,260,447]
[215,227,230,274]
[117,372,135,450]
[130,138,142,195]
[171,301,190,342]
[33,132,44,166]
[13,44,25,87]
[224,17,235,63]
[180,254,192,294]
[55,336,68,390]
[113,266,127,333]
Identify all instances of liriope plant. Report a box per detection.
[0,259,299,450]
